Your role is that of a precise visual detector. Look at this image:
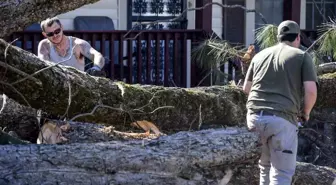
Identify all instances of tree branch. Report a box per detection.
[0,0,101,38]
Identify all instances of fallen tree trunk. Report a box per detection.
[0,128,335,185]
[0,40,247,132]
[0,93,160,143]
[1,39,335,131]
[0,0,100,38]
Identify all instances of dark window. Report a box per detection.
[128,0,187,30]
[222,0,245,45]
[306,0,336,30]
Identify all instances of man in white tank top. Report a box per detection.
[37,17,105,76]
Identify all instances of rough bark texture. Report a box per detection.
[0,94,46,142]
[0,93,164,143]
[317,62,336,75]
[315,72,336,109]
[0,128,258,185]
[0,0,99,38]
[0,40,247,132]
[0,127,335,185]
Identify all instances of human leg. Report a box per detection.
[259,139,271,185]
[263,116,298,185]
[246,111,271,185]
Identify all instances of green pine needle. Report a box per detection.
[191,36,246,83]
[315,19,336,59]
[191,37,244,69]
[255,24,278,50]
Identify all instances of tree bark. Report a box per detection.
[315,72,336,109]
[0,127,334,185]
[0,0,100,38]
[0,93,43,142]
[0,39,247,132]
[0,93,163,143]
[317,62,336,75]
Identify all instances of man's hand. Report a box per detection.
[298,111,310,123]
[86,65,106,77]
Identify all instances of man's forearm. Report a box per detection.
[243,81,252,94]
[303,91,317,115]
[302,81,318,116]
[93,54,105,69]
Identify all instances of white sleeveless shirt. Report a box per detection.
[48,36,85,71]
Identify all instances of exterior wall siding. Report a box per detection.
[246,0,255,46]
[57,0,119,30]
[300,0,306,29]
[212,0,223,38]
[255,0,284,28]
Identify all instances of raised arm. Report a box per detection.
[77,38,105,69]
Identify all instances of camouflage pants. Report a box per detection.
[246,110,298,185]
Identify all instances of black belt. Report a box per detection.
[253,110,276,116]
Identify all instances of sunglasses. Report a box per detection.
[45,28,61,37]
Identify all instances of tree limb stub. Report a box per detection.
[0,0,100,38]
[0,40,247,132]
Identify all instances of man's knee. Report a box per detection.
[271,150,297,171]
[269,147,297,185]
[269,133,297,170]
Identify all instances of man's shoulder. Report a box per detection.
[251,46,275,61]
[255,44,305,60]
[38,39,50,51]
[283,44,305,55]
[38,38,49,46]
[72,36,90,46]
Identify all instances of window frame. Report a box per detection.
[126,0,188,30]
[306,0,336,30]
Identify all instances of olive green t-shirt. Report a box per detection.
[246,43,318,124]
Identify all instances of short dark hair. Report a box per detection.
[40,17,61,32]
[278,33,299,42]
[277,25,299,42]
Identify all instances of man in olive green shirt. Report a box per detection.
[243,20,318,185]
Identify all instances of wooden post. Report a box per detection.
[283,0,301,24]
[195,0,213,32]
[192,0,213,87]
